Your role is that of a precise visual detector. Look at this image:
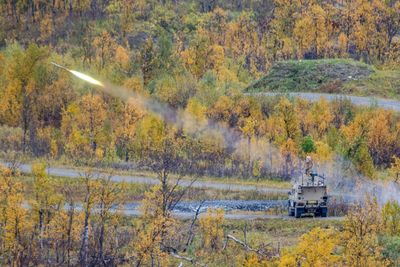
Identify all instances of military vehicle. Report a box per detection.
[288,156,329,218]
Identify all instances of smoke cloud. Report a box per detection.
[317,156,400,205]
[65,70,399,206]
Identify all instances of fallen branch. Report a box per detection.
[225,235,257,252]
[170,252,207,267]
[170,252,194,262]
[224,234,271,256]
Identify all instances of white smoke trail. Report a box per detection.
[51,64,268,154]
[95,82,400,206]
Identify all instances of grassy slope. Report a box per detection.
[246,59,400,99]
[343,69,400,99]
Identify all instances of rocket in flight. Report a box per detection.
[51,62,104,87]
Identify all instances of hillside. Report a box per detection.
[246,59,400,99]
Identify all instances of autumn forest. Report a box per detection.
[0,0,400,266]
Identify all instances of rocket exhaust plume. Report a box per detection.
[50,62,193,133]
[51,62,104,87]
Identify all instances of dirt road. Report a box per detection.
[249,92,400,112]
[15,163,289,194]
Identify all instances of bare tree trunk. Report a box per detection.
[98,216,105,263]
[22,92,29,153]
[79,210,90,267]
[66,204,74,266]
[184,200,205,252]
[79,176,93,267]
[38,209,44,261]
[247,137,251,177]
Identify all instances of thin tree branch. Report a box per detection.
[184,200,205,252]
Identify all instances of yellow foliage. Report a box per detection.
[338,32,348,56]
[389,156,400,183]
[209,45,225,71]
[352,0,376,54]
[208,95,234,123]
[184,98,208,134]
[180,27,211,77]
[252,158,262,178]
[342,198,389,267]
[73,0,90,12]
[0,79,22,127]
[280,37,294,59]
[3,193,30,259]
[123,76,144,93]
[199,208,225,251]
[291,3,330,57]
[50,139,58,158]
[226,12,258,59]
[367,110,395,166]
[275,98,300,142]
[312,141,332,163]
[61,94,110,161]
[243,253,271,267]
[240,116,258,138]
[340,113,375,177]
[305,98,333,138]
[40,14,53,42]
[134,186,174,266]
[216,66,238,84]
[114,101,145,160]
[133,114,165,156]
[293,16,313,58]
[115,45,130,70]
[280,138,298,158]
[382,200,400,235]
[31,163,62,226]
[0,167,31,264]
[92,31,118,70]
[95,147,104,160]
[186,98,207,122]
[279,227,340,267]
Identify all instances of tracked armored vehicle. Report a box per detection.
[288,157,329,218]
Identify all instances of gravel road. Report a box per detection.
[14,163,289,194]
[249,92,400,112]
[74,200,345,220]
